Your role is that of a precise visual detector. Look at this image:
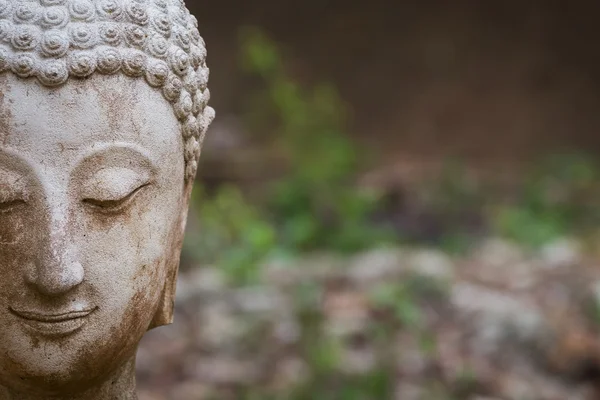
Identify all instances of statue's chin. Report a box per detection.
[0,308,145,397]
[0,347,137,397]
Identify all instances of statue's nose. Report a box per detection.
[27,216,84,296]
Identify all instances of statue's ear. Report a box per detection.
[148,182,193,329]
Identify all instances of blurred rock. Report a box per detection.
[273,316,301,344]
[232,286,288,314]
[539,238,582,270]
[466,238,538,289]
[262,253,345,286]
[269,357,310,392]
[194,301,241,349]
[176,267,227,302]
[339,345,378,375]
[137,244,600,399]
[394,333,428,378]
[469,397,501,400]
[323,289,370,337]
[137,391,166,400]
[187,357,259,385]
[169,382,212,400]
[408,249,454,282]
[451,283,545,353]
[394,383,424,400]
[262,258,305,287]
[348,248,405,286]
[473,237,525,269]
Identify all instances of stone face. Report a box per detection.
[0,1,212,398]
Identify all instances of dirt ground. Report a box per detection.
[137,239,600,399]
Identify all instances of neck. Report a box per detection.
[0,357,137,400]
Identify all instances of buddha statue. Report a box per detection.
[0,0,214,398]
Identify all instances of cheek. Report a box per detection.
[80,194,182,316]
[0,212,37,299]
[0,214,25,245]
[0,244,24,308]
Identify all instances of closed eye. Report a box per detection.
[82,183,150,213]
[0,199,26,213]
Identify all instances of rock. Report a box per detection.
[347,248,405,286]
[498,371,538,399]
[177,267,227,302]
[187,357,260,385]
[136,243,600,399]
[262,258,305,287]
[262,254,342,287]
[469,397,501,400]
[194,301,241,349]
[270,357,310,391]
[436,325,468,382]
[408,248,455,282]
[264,253,346,286]
[273,317,301,344]
[339,346,378,375]
[539,238,582,270]
[394,333,428,377]
[323,290,370,337]
[466,238,537,289]
[232,286,289,314]
[451,283,544,353]
[474,238,525,268]
[137,390,167,400]
[591,280,600,309]
[394,383,424,400]
[169,382,212,400]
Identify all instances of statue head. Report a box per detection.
[0,0,213,396]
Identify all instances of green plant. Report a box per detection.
[421,159,486,254]
[185,184,276,285]
[490,153,600,247]
[239,27,393,253]
[187,28,396,284]
[368,281,422,329]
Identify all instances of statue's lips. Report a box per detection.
[10,308,97,337]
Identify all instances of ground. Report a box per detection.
[136,237,600,400]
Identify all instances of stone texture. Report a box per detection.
[0,1,213,398]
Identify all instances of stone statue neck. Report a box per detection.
[0,357,137,400]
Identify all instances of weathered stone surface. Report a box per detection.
[0,1,213,398]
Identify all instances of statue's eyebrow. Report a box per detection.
[0,168,27,197]
[74,142,158,175]
[0,148,36,196]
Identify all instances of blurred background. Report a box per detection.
[138,1,600,399]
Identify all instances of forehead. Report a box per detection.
[0,74,182,171]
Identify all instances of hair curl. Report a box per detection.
[0,0,214,181]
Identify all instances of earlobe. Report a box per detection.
[148,232,182,329]
[148,224,185,329]
[148,180,193,330]
[148,266,178,328]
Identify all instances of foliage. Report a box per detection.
[175,24,600,400]
[186,184,276,285]
[490,153,600,247]
[285,368,394,400]
[240,27,393,253]
[186,27,394,285]
[424,159,486,254]
[187,26,600,291]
